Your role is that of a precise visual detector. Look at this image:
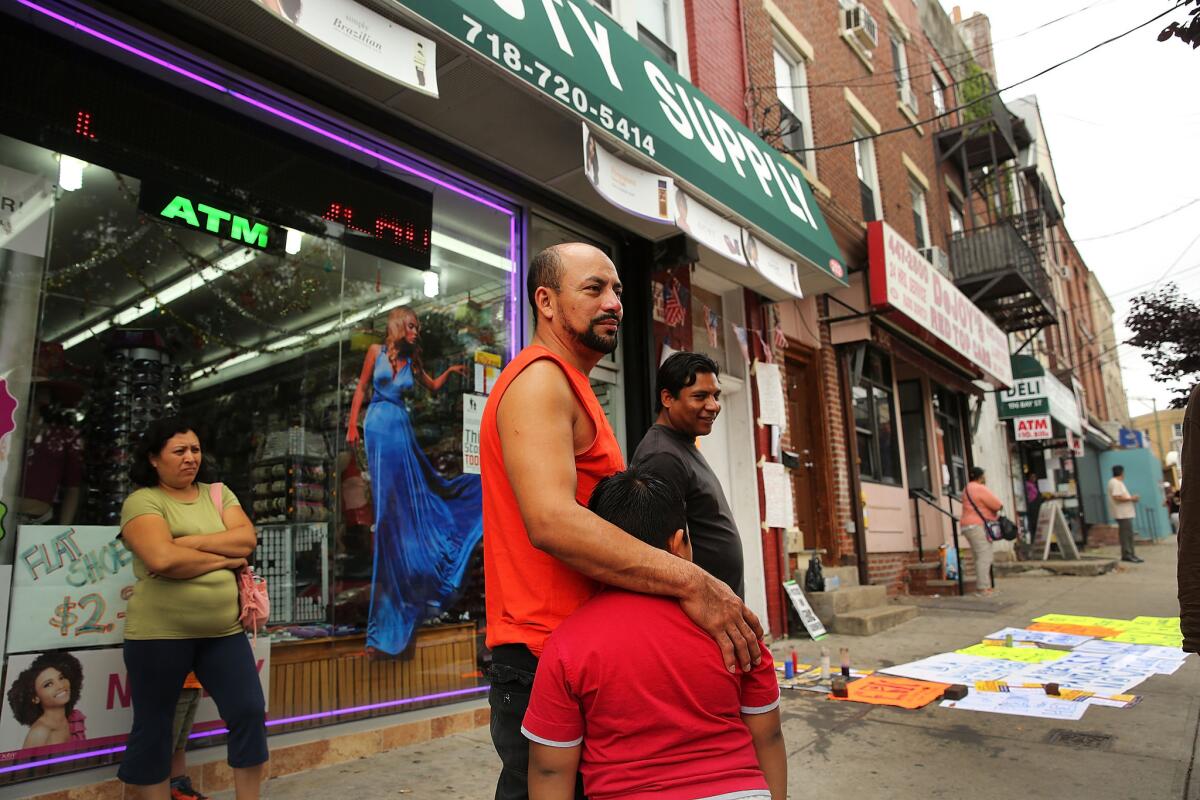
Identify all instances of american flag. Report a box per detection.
[703,305,720,347]
[774,320,788,352]
[663,279,686,327]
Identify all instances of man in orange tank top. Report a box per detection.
[482,243,763,800]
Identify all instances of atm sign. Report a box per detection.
[1014,415,1052,441]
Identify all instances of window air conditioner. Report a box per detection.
[843,4,879,49]
[920,246,950,275]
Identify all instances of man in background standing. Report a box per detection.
[1108,465,1142,563]
[633,352,745,597]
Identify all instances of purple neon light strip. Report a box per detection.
[0,685,489,774]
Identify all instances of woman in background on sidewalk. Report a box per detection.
[961,467,1004,597]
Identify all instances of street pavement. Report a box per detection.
[222,538,1197,800]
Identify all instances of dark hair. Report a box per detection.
[527,246,565,316]
[657,352,720,409]
[6,652,83,726]
[129,416,216,487]
[1113,465,1125,477]
[588,466,687,550]
[969,466,986,481]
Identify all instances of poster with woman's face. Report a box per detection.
[0,643,270,762]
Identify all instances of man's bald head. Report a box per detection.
[527,243,608,315]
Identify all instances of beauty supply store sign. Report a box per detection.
[867,221,1012,387]
[395,0,844,282]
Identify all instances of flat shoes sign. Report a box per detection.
[393,0,844,281]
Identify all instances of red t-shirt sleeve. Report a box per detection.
[738,640,781,714]
[521,636,584,747]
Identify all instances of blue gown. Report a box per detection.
[363,350,482,655]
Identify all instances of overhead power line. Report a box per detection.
[788,2,1187,154]
[1055,198,1200,243]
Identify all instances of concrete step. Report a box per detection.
[830,604,919,636]
[822,566,860,588]
[909,577,978,596]
[808,584,888,620]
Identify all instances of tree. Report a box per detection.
[1158,0,1200,49]
[1126,282,1200,407]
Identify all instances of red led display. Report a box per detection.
[74,110,95,140]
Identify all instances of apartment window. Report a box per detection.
[772,36,815,170]
[591,0,614,11]
[1175,423,1186,439]
[933,387,967,494]
[854,348,902,485]
[853,119,881,222]
[910,178,929,250]
[891,32,915,111]
[637,0,676,68]
[949,195,965,235]
[931,73,947,118]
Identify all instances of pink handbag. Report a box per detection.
[209,483,270,639]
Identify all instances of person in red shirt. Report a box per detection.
[522,467,785,800]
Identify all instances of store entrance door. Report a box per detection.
[785,346,835,556]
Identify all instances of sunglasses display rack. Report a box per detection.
[256,521,330,624]
[84,342,180,524]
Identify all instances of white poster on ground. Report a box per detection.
[0,640,270,760]
[256,0,439,97]
[7,525,133,653]
[941,688,1088,721]
[880,653,1018,685]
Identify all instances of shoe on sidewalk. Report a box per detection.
[1122,556,1145,563]
[171,775,209,800]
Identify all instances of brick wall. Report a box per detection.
[684,0,749,124]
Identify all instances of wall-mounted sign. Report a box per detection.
[582,124,674,223]
[1014,414,1053,442]
[257,0,439,98]
[673,188,747,266]
[867,221,1012,387]
[462,393,485,476]
[400,0,844,283]
[0,165,52,257]
[139,184,285,254]
[997,355,1081,435]
[7,526,133,653]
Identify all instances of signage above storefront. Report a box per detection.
[139,183,285,253]
[997,355,1082,435]
[395,0,845,284]
[1014,414,1053,441]
[866,221,1012,387]
[257,0,440,98]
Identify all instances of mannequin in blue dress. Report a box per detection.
[346,307,479,655]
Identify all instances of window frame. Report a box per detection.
[854,348,902,486]
[772,32,816,172]
[852,118,881,222]
[910,177,930,251]
[606,0,690,79]
[933,386,967,496]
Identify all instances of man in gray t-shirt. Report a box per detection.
[632,352,745,598]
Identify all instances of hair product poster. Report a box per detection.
[0,641,270,762]
[7,525,132,654]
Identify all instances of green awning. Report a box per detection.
[395,1,846,284]
[996,354,1082,434]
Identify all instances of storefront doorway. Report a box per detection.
[785,346,835,557]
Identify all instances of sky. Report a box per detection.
[938,0,1200,416]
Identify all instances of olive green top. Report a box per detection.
[120,483,244,640]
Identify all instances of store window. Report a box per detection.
[853,348,901,484]
[0,26,517,781]
[933,386,967,494]
[772,35,815,172]
[899,380,930,493]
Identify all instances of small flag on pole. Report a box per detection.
[757,329,773,363]
[703,305,719,347]
[663,279,686,327]
[732,324,750,363]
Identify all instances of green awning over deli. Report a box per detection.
[997,354,1082,435]
[395,0,847,284]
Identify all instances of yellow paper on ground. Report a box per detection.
[1103,629,1185,647]
[956,644,1067,663]
[1032,614,1134,630]
[1128,616,1182,634]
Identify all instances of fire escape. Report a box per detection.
[934,81,1058,335]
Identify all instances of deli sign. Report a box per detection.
[867,221,1012,387]
[1014,414,1052,441]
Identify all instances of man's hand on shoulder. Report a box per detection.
[679,567,763,673]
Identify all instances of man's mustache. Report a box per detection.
[591,315,621,327]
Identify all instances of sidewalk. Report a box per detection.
[219,538,1196,799]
